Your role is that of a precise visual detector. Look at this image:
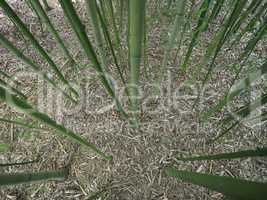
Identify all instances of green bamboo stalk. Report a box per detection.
[0,0,78,98]
[233,2,267,47]
[230,0,262,36]
[214,92,267,140]
[119,0,124,34]
[42,0,51,11]
[208,0,226,24]
[0,117,44,130]
[215,16,267,88]
[160,0,186,81]
[0,169,67,186]
[222,92,267,125]
[86,0,109,74]
[0,143,9,152]
[0,70,21,86]
[25,0,44,34]
[29,0,77,70]
[93,2,131,104]
[202,59,267,120]
[176,147,267,161]
[0,33,76,103]
[95,4,123,78]
[165,167,267,200]
[128,0,146,120]
[58,0,129,122]
[98,0,109,25]
[190,0,247,84]
[0,78,27,99]
[239,18,267,59]
[180,0,212,71]
[212,121,239,142]
[105,0,123,62]
[143,5,149,80]
[220,0,248,44]
[173,0,196,65]
[0,85,112,161]
[0,158,39,167]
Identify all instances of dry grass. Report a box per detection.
[0,1,266,199]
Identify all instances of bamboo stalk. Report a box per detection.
[189,0,246,83]
[165,167,267,200]
[42,0,52,11]
[160,0,186,81]
[0,157,39,167]
[0,85,113,160]
[230,0,262,36]
[176,147,267,161]
[29,0,77,70]
[0,33,76,103]
[104,0,123,65]
[233,2,267,46]
[25,0,44,34]
[93,2,130,99]
[0,169,67,186]
[180,0,212,71]
[128,0,146,121]
[86,0,110,75]
[0,70,22,86]
[58,0,130,122]
[0,117,45,130]
[0,78,27,99]
[0,0,78,98]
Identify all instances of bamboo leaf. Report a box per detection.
[165,167,267,200]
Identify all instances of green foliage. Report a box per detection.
[128,0,146,121]
[0,143,9,153]
[0,0,78,98]
[176,147,267,161]
[0,169,67,186]
[0,85,112,161]
[0,0,266,190]
[165,167,267,200]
